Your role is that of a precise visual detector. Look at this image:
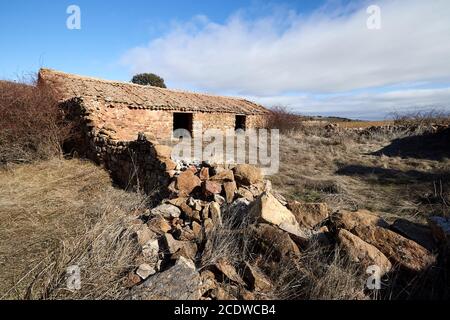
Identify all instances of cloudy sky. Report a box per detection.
[1,0,450,119]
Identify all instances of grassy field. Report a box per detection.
[270,128,450,223]
[0,159,146,299]
[335,121,394,128]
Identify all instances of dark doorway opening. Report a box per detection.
[173,112,193,137]
[235,115,246,131]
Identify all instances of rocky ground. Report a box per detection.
[121,158,450,300]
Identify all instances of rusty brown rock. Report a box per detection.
[233,164,262,186]
[176,170,201,196]
[147,214,172,234]
[236,187,254,201]
[214,258,245,286]
[223,181,237,203]
[288,201,329,229]
[352,224,436,272]
[251,223,301,260]
[210,169,234,182]
[203,180,222,196]
[242,262,273,292]
[199,167,210,181]
[337,229,392,274]
[333,209,389,231]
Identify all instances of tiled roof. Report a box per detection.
[38,69,269,115]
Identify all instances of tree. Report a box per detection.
[131,73,166,88]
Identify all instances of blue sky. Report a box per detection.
[1,0,450,120]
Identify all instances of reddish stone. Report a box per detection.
[203,180,222,196]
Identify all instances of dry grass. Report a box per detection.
[336,121,394,128]
[270,128,450,223]
[0,158,146,299]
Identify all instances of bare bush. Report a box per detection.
[391,109,450,127]
[0,76,70,164]
[266,106,305,133]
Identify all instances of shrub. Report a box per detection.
[0,76,70,164]
[266,106,304,133]
[391,110,450,127]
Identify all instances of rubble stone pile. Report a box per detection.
[122,150,450,300]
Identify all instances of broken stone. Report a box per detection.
[333,209,389,231]
[192,221,203,240]
[136,263,157,280]
[233,164,262,186]
[142,238,160,261]
[176,170,202,196]
[210,169,234,182]
[136,226,157,247]
[162,233,197,260]
[203,180,222,196]
[167,197,188,208]
[337,229,392,275]
[236,187,254,202]
[131,257,201,300]
[249,192,300,230]
[242,262,272,292]
[180,202,201,222]
[204,218,214,235]
[213,194,226,206]
[214,258,245,286]
[351,224,436,273]
[199,167,210,180]
[147,215,172,234]
[151,204,181,219]
[209,202,222,226]
[223,181,237,204]
[288,201,329,229]
[251,223,301,260]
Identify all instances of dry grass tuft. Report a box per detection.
[0,158,146,299]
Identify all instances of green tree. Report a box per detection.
[131,73,167,88]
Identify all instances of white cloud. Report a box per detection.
[247,87,450,120]
[120,0,450,118]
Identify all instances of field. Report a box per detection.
[335,121,394,128]
[271,128,450,223]
[1,125,449,299]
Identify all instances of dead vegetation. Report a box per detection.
[0,159,147,299]
[269,122,450,224]
[0,77,71,164]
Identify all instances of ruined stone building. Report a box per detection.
[38,69,269,196]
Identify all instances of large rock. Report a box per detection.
[223,181,237,203]
[214,258,245,286]
[176,170,201,196]
[162,233,197,260]
[233,164,262,186]
[351,224,436,273]
[333,209,389,231]
[203,180,222,196]
[337,229,392,274]
[147,214,172,234]
[131,257,202,300]
[151,204,181,219]
[249,192,304,240]
[210,169,234,182]
[251,223,301,261]
[288,201,329,229]
[392,219,437,252]
[242,262,272,292]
